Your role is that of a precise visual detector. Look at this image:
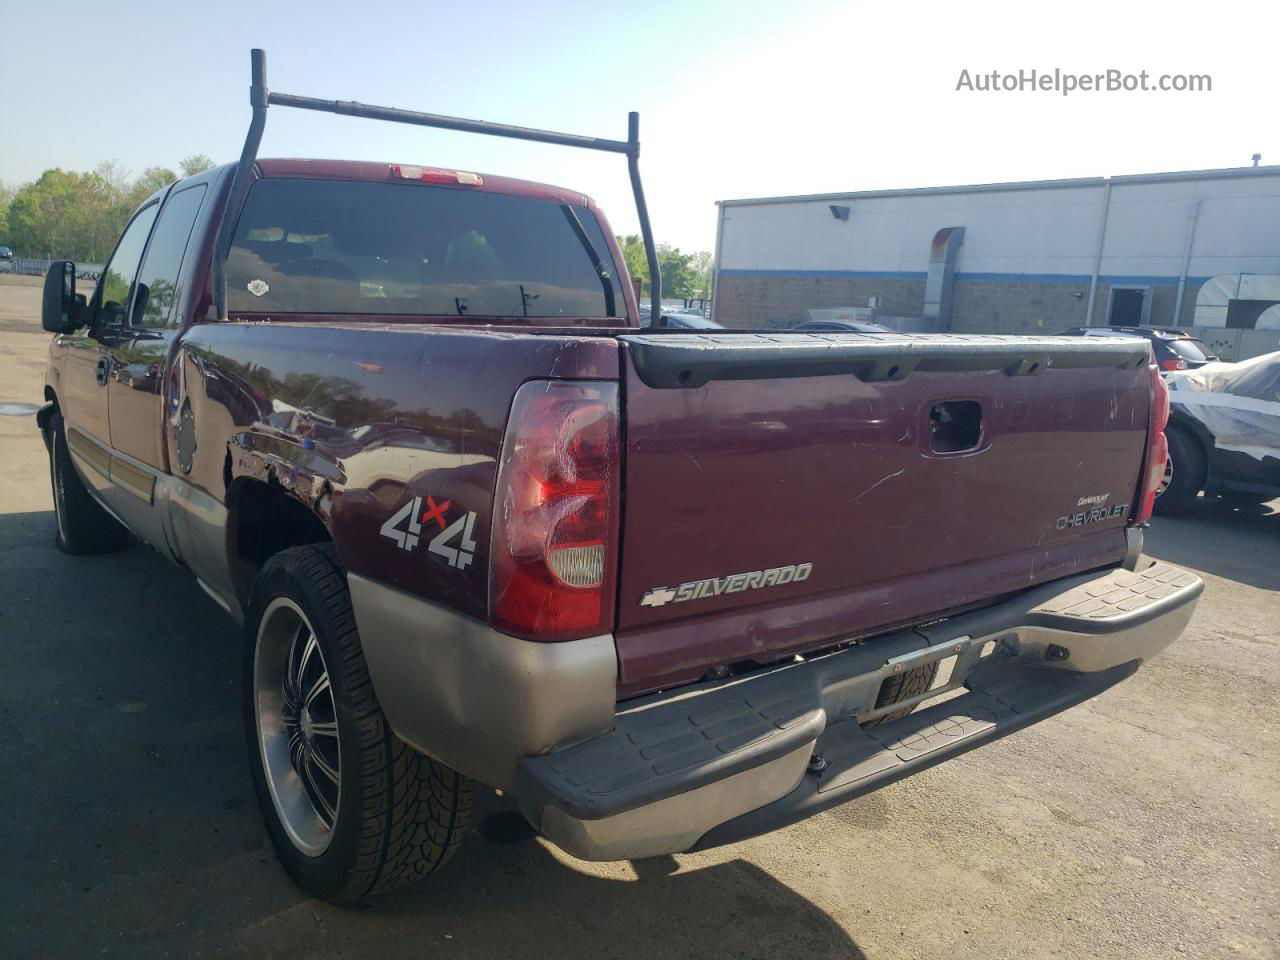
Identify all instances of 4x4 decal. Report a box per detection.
[380,495,478,570]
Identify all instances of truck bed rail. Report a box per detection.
[622,331,1152,389]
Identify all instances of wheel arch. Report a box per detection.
[1166,410,1213,493]
[226,474,334,608]
[37,386,61,440]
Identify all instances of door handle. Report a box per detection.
[95,357,110,386]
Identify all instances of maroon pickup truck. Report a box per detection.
[37,52,1201,902]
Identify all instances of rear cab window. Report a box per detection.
[226,179,623,320]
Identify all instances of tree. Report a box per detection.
[180,154,215,177]
[5,163,179,261]
[0,181,16,243]
[131,167,179,203]
[7,170,92,259]
[616,234,649,289]
[689,250,713,300]
[94,160,131,198]
[614,235,714,300]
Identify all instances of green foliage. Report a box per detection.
[3,158,208,261]
[180,154,216,177]
[616,234,649,289]
[0,181,15,244]
[132,167,179,201]
[615,235,714,300]
[8,169,112,261]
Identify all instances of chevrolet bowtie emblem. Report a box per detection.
[639,587,678,607]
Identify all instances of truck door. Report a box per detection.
[104,183,209,545]
[60,202,159,501]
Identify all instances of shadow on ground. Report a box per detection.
[0,509,864,960]
[1144,496,1280,590]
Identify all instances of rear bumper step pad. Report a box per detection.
[518,560,1201,861]
[691,661,1135,851]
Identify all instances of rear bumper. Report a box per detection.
[517,560,1202,861]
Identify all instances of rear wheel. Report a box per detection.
[244,544,472,902]
[46,413,131,554]
[1153,425,1204,516]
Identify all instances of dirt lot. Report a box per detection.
[1,272,1276,959]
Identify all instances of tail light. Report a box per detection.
[1133,362,1171,524]
[490,380,620,641]
[390,164,483,186]
[1159,357,1186,371]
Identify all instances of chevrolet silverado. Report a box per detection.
[36,51,1202,901]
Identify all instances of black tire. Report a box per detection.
[46,413,131,555]
[243,544,472,902]
[1219,490,1276,506]
[864,661,939,727]
[1153,425,1205,516]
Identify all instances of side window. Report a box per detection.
[133,185,208,328]
[95,204,159,327]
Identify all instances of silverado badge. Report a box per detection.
[640,562,813,608]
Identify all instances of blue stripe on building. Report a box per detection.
[717,268,1209,286]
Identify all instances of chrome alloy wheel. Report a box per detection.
[1157,450,1174,497]
[52,446,69,542]
[254,597,342,856]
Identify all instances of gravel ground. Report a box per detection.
[1,273,1276,959]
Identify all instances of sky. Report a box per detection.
[2,0,1277,253]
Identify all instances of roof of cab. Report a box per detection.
[252,158,598,209]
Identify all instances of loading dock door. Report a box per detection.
[1107,286,1150,326]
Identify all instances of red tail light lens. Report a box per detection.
[1133,362,1171,524]
[1159,357,1186,371]
[490,380,620,641]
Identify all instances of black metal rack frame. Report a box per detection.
[212,48,662,325]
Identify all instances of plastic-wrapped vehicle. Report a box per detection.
[1156,351,1280,513]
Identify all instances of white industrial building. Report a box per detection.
[712,164,1280,360]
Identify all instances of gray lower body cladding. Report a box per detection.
[348,574,618,791]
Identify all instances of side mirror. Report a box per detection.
[42,261,84,333]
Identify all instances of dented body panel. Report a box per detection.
[176,320,620,618]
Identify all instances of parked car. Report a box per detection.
[1155,351,1280,513]
[793,318,892,333]
[640,308,722,329]
[37,50,1201,903]
[0,245,14,260]
[1056,326,1218,371]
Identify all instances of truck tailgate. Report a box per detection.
[614,332,1153,695]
